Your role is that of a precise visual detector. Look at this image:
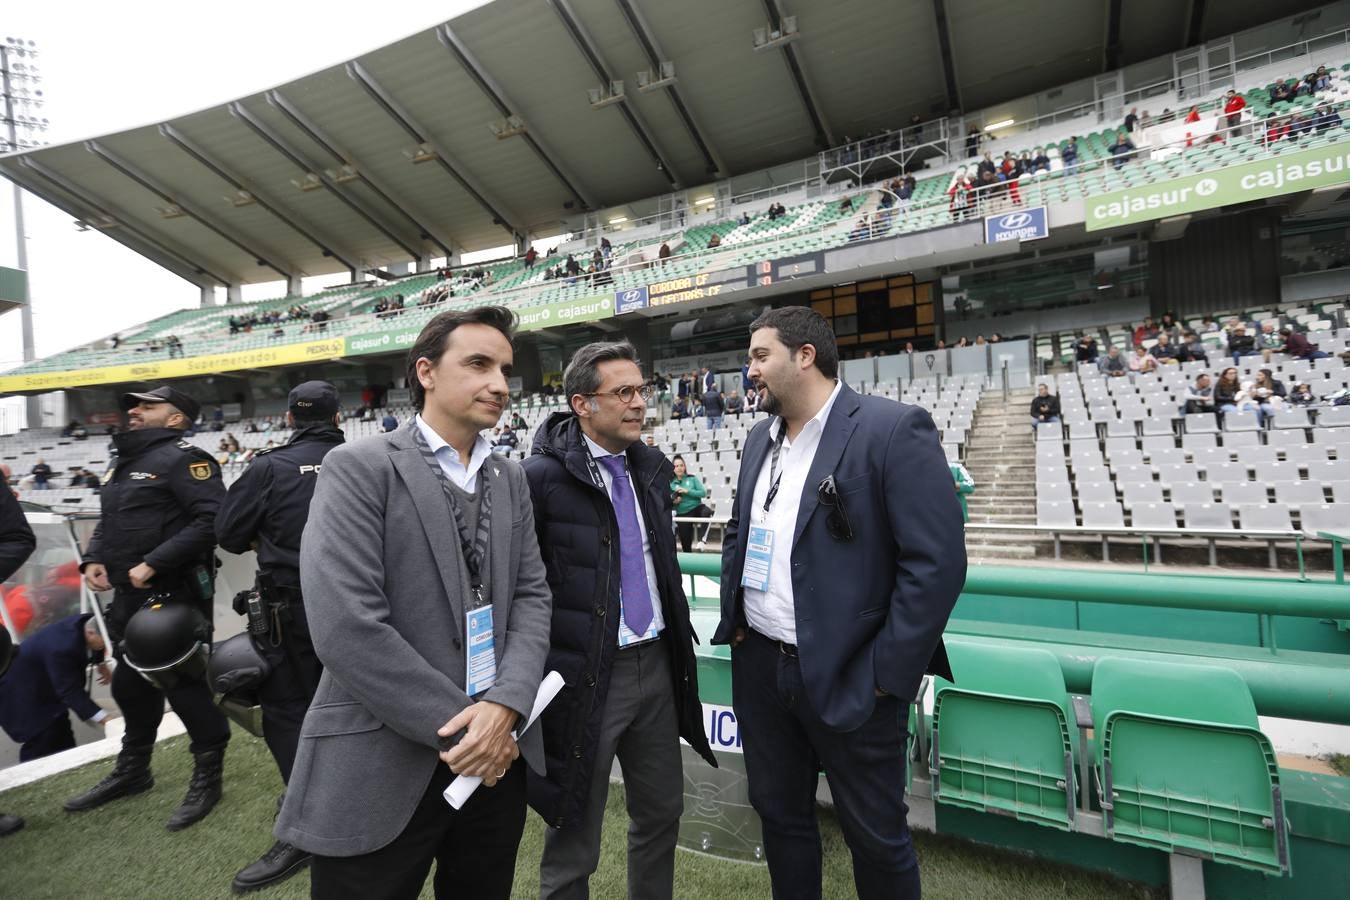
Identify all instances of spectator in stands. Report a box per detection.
[381,411,398,432]
[1270,80,1294,104]
[999,152,1023,204]
[848,214,872,242]
[61,420,79,437]
[1257,323,1285,361]
[80,469,100,490]
[1030,147,1051,173]
[1289,113,1314,140]
[743,388,760,415]
[1075,334,1099,364]
[511,411,527,432]
[592,248,604,271]
[670,396,688,421]
[1124,108,1139,132]
[1098,346,1128,377]
[976,152,997,179]
[658,243,671,266]
[1149,333,1180,365]
[1316,102,1343,131]
[897,175,915,208]
[1158,312,1182,338]
[30,460,51,491]
[492,426,518,455]
[1159,107,1176,123]
[702,385,724,431]
[1280,325,1329,360]
[1264,112,1290,147]
[965,126,981,157]
[0,613,110,762]
[725,390,744,415]
[1214,367,1247,422]
[1132,316,1159,347]
[669,455,712,553]
[1129,345,1157,374]
[600,236,612,261]
[974,335,987,346]
[841,195,854,213]
[1109,130,1135,168]
[1029,384,1060,431]
[1139,110,1152,129]
[524,246,538,269]
[1018,151,1035,177]
[1228,325,1259,363]
[1289,382,1316,405]
[738,211,751,226]
[1060,137,1079,171]
[566,253,581,278]
[1251,369,1287,425]
[1200,315,1220,333]
[1222,90,1246,136]
[1183,373,1215,415]
[1177,331,1209,365]
[948,170,974,221]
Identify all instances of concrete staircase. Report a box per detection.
[961,387,1039,561]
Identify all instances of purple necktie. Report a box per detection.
[598,454,654,636]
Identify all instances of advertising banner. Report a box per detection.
[984,206,1049,243]
[615,286,649,314]
[1086,143,1350,231]
[516,294,613,332]
[0,337,347,393]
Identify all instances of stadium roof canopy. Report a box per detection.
[0,0,1323,288]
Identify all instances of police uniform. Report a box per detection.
[68,386,230,830]
[213,381,344,894]
[215,385,344,782]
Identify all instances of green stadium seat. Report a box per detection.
[930,641,1077,830]
[1090,656,1289,875]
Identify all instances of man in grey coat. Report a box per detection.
[276,307,552,900]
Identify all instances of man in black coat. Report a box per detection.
[215,381,345,893]
[0,613,109,761]
[0,479,36,836]
[66,385,231,832]
[523,341,716,899]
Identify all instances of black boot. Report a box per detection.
[166,748,224,831]
[231,841,311,893]
[0,813,24,836]
[63,741,154,812]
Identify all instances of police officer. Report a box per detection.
[215,381,344,894]
[66,385,232,832]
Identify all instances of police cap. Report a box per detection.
[288,380,339,420]
[121,386,201,423]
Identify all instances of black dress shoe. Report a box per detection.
[231,841,311,893]
[0,813,24,837]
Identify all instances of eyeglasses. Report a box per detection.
[584,384,654,404]
[817,475,854,542]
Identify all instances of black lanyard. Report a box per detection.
[762,426,788,513]
[428,453,492,601]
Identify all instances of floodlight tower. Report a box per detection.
[1,36,48,427]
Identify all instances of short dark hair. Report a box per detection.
[562,341,640,403]
[749,306,839,379]
[406,306,516,411]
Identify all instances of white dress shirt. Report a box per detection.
[583,434,665,646]
[741,380,843,645]
[414,415,493,492]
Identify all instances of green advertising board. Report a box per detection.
[0,266,27,305]
[1085,142,1350,231]
[344,295,614,357]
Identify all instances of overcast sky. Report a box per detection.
[0,0,497,381]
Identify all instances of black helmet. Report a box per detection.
[207,632,270,738]
[0,626,12,678]
[122,601,211,690]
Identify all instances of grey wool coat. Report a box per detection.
[275,424,552,857]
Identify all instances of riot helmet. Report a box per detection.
[207,632,271,737]
[121,601,211,690]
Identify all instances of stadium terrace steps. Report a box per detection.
[963,389,1039,560]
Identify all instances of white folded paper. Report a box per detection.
[442,670,565,809]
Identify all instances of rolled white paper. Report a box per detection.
[443,670,566,809]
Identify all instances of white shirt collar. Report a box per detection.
[414,414,492,469]
[769,380,844,442]
[582,432,625,461]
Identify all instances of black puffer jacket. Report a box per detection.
[522,412,717,828]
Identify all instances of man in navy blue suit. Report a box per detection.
[0,613,110,761]
[714,306,966,899]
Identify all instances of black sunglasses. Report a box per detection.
[817,475,854,542]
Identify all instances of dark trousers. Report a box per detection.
[675,504,713,553]
[732,631,919,900]
[310,760,527,900]
[20,714,76,761]
[110,589,230,755]
[258,596,323,783]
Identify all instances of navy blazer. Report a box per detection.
[0,613,101,743]
[713,384,966,732]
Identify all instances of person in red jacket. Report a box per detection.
[1223,90,1247,139]
[1184,105,1201,147]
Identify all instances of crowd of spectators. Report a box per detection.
[228,305,312,335]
